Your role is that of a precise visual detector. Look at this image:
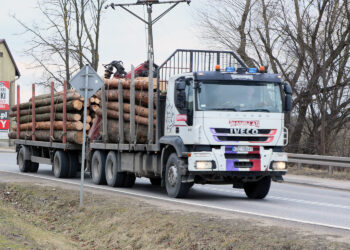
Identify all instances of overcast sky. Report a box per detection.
[0,0,211,102]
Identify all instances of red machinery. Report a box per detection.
[104,60,158,79]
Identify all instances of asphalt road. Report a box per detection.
[1,152,350,231]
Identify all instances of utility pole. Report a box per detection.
[105,0,191,143]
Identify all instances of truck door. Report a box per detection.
[174,77,195,144]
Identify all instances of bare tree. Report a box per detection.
[70,0,106,71]
[14,0,107,89]
[196,0,350,155]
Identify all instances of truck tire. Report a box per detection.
[243,176,271,199]
[150,178,161,186]
[29,163,39,173]
[68,152,79,178]
[165,153,191,198]
[105,151,125,187]
[124,174,136,188]
[53,151,69,178]
[91,150,107,185]
[18,147,31,172]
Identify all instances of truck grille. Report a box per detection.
[211,128,276,143]
[217,136,269,142]
[214,128,231,133]
[234,162,253,168]
[225,153,260,159]
[213,128,272,134]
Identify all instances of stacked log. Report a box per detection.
[90,77,158,143]
[88,96,100,124]
[8,89,92,144]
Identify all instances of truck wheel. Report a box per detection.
[243,176,271,199]
[91,150,107,185]
[68,153,79,178]
[165,153,191,198]
[18,147,31,172]
[150,178,161,186]
[124,174,136,188]
[29,163,39,173]
[105,151,124,187]
[53,151,69,178]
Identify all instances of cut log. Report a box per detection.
[86,115,92,124]
[18,113,82,123]
[90,105,99,112]
[106,102,156,118]
[29,89,77,101]
[8,130,83,144]
[11,92,83,111]
[12,121,89,131]
[104,77,157,90]
[96,89,156,107]
[94,97,100,104]
[104,119,148,143]
[10,100,83,117]
[95,108,156,126]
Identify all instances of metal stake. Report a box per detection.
[147,5,154,144]
[106,0,191,145]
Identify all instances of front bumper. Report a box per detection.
[188,146,287,172]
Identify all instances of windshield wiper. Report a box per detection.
[241,109,270,112]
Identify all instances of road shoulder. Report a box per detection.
[0,171,349,249]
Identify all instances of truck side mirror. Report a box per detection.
[175,81,186,110]
[284,82,292,95]
[283,82,292,112]
[285,94,292,112]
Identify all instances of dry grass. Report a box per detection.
[0,183,349,249]
[288,164,350,181]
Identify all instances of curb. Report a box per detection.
[0,148,16,153]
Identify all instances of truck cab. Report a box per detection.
[159,54,292,198]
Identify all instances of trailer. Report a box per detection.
[14,81,83,178]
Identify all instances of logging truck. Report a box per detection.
[13,49,292,199]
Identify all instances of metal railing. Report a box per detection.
[287,153,350,174]
[157,49,248,91]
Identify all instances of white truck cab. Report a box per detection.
[159,58,292,199]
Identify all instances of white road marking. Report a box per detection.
[200,186,350,210]
[1,170,350,231]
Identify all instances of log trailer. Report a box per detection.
[14,49,292,199]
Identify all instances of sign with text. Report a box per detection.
[0,81,10,131]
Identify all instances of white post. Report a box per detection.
[80,65,89,207]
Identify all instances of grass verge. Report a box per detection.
[0,182,349,249]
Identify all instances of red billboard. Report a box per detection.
[0,81,10,131]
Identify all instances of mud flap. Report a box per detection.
[272,175,284,183]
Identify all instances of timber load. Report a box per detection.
[90,76,160,144]
[8,84,93,145]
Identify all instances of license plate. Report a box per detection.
[232,146,253,152]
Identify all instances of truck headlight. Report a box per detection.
[196,161,212,169]
[272,161,286,170]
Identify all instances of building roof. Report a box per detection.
[0,39,21,77]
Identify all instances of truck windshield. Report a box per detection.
[196,81,283,113]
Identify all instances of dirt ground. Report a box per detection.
[1,179,349,250]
